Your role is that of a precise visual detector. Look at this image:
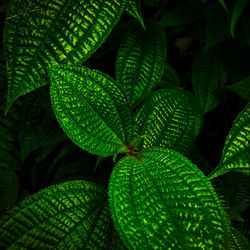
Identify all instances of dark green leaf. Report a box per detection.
[158,63,180,89]
[109,148,229,249]
[4,0,127,108]
[0,180,125,249]
[217,0,229,13]
[230,227,250,249]
[126,0,145,30]
[50,65,133,157]
[116,21,166,107]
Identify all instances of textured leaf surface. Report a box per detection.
[227,76,250,101]
[126,0,145,30]
[50,65,133,157]
[4,0,126,106]
[192,49,227,113]
[109,148,229,249]
[134,89,203,154]
[115,21,166,107]
[159,63,180,89]
[209,103,250,179]
[230,227,250,250]
[0,180,125,249]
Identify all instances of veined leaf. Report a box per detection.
[4,0,127,108]
[192,49,227,114]
[230,227,250,249]
[115,20,166,107]
[50,65,133,157]
[231,0,249,38]
[126,0,145,30]
[108,148,229,249]
[209,103,250,179]
[159,63,181,89]
[226,76,250,101]
[134,89,203,154]
[0,180,125,249]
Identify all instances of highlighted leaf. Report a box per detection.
[192,49,227,113]
[135,89,203,154]
[115,21,166,107]
[4,0,127,107]
[126,0,145,30]
[109,148,229,249]
[0,181,125,249]
[209,103,250,179]
[50,65,133,157]
[159,63,181,89]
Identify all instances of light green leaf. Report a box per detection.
[0,180,125,249]
[217,0,229,13]
[209,103,250,179]
[109,148,229,249]
[134,89,203,154]
[115,21,166,107]
[230,227,250,249]
[192,49,227,114]
[231,0,249,38]
[226,76,250,101]
[50,65,133,157]
[126,0,145,30]
[4,0,127,108]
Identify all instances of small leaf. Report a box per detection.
[0,180,125,249]
[135,89,203,154]
[4,0,127,107]
[226,76,250,101]
[217,0,229,13]
[50,65,133,157]
[126,0,145,30]
[116,21,166,107]
[230,227,250,249]
[209,103,250,179]
[192,49,227,114]
[109,148,229,249]
[231,0,249,38]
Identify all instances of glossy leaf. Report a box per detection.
[4,0,127,108]
[231,0,249,38]
[192,49,227,114]
[158,63,180,89]
[50,65,133,157]
[209,103,250,179]
[230,227,250,249]
[0,180,125,249]
[126,0,145,30]
[115,21,166,107]
[109,148,229,249]
[134,89,203,154]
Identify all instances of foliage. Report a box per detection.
[0,0,250,249]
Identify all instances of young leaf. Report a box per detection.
[209,103,250,179]
[4,0,127,108]
[0,180,125,249]
[230,227,250,249]
[134,89,203,154]
[192,49,227,114]
[226,76,250,101]
[50,65,133,157]
[231,0,249,38]
[109,148,229,249]
[126,0,145,30]
[115,20,166,107]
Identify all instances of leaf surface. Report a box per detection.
[158,63,180,89]
[50,65,133,157]
[115,21,166,107]
[230,227,250,249]
[0,180,125,249]
[109,148,229,249]
[126,0,145,30]
[4,0,126,107]
[209,103,250,179]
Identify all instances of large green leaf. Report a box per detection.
[209,103,250,179]
[108,148,229,249]
[50,65,133,157]
[115,20,166,107]
[192,49,227,114]
[4,0,127,108]
[0,180,125,249]
[134,89,203,154]
[230,227,250,249]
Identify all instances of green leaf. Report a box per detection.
[230,227,250,249]
[231,0,249,38]
[158,63,181,89]
[192,49,227,114]
[126,0,145,30]
[160,2,205,28]
[217,0,229,13]
[108,148,229,249]
[226,76,250,101]
[209,103,250,179]
[116,21,166,107]
[4,0,127,108]
[50,65,133,157]
[134,89,203,154]
[0,180,125,249]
